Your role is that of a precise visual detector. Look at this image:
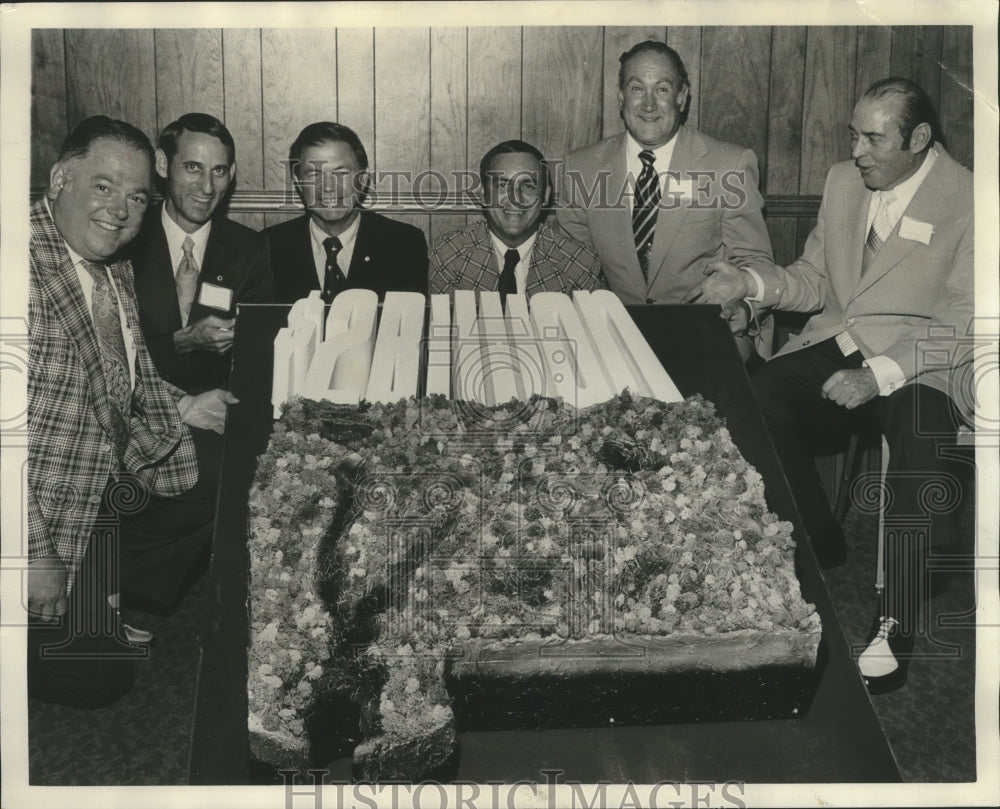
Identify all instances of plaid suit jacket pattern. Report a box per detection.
[429,219,606,296]
[28,198,198,593]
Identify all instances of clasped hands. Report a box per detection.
[683,260,756,336]
[174,314,235,355]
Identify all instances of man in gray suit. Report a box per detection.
[694,78,974,694]
[558,40,774,359]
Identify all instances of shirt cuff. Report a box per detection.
[863,355,907,396]
[742,267,764,302]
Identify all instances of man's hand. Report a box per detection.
[174,315,235,355]
[720,298,750,336]
[684,260,754,305]
[821,368,879,410]
[28,556,67,623]
[178,388,239,434]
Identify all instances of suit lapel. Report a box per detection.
[646,126,701,289]
[348,212,375,287]
[146,213,185,329]
[191,223,234,319]
[469,223,501,291]
[38,249,120,439]
[850,153,956,301]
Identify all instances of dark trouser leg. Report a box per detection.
[117,426,223,609]
[868,384,964,635]
[750,340,863,555]
[27,517,139,709]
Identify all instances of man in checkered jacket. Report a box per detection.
[430,140,606,297]
[28,116,236,708]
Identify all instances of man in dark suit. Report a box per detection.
[129,113,273,394]
[264,121,428,303]
[694,79,973,693]
[28,116,235,707]
[430,139,605,297]
[558,40,774,361]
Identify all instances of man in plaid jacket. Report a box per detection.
[28,116,236,708]
[430,140,605,297]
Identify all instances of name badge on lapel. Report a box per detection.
[198,282,233,311]
[898,216,934,245]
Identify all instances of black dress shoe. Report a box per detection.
[858,616,915,694]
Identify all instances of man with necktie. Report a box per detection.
[264,122,428,304]
[28,116,236,707]
[430,140,605,298]
[129,113,273,395]
[692,78,974,693]
[558,40,774,360]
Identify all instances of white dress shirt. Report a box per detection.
[161,204,211,279]
[489,231,539,295]
[310,214,361,288]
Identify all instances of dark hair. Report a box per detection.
[58,115,154,164]
[288,122,369,173]
[479,139,550,194]
[618,41,689,90]
[861,77,942,150]
[158,112,236,165]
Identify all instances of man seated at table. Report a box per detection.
[557,40,774,361]
[28,116,236,707]
[430,139,605,298]
[128,112,273,395]
[691,78,973,694]
[264,121,428,303]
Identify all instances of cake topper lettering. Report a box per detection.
[272,290,682,417]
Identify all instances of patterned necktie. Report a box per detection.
[322,236,346,303]
[862,192,893,276]
[80,260,131,456]
[176,235,199,326]
[499,248,519,304]
[632,150,661,281]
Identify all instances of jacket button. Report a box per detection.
[88,494,102,504]
[646,298,654,304]
[846,318,855,326]
[101,443,112,452]
[802,340,810,346]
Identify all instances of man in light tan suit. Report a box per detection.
[695,78,974,694]
[558,40,774,360]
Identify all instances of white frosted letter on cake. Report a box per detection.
[365,292,426,404]
[271,327,294,417]
[529,292,614,408]
[505,293,547,400]
[453,290,487,404]
[579,290,682,403]
[425,294,452,398]
[301,289,378,405]
[478,291,519,406]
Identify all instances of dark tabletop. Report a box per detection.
[188,303,900,784]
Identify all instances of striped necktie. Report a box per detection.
[80,259,131,456]
[862,192,893,276]
[632,150,660,281]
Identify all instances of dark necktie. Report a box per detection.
[861,192,892,277]
[498,248,519,304]
[632,149,660,281]
[80,260,131,456]
[322,236,346,303]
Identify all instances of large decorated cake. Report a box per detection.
[246,289,821,780]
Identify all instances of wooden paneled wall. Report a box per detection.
[31,26,974,265]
